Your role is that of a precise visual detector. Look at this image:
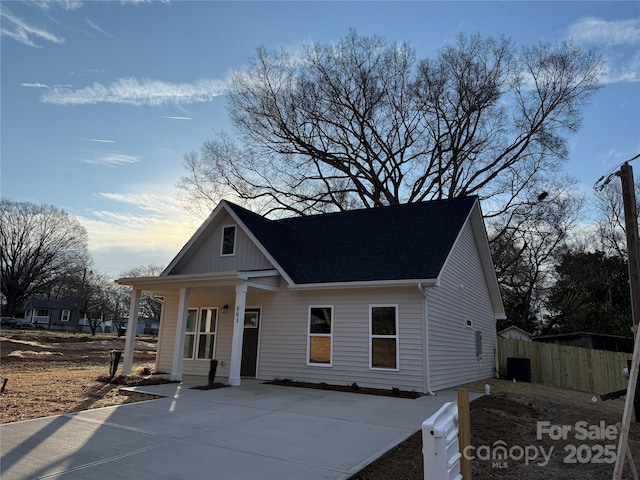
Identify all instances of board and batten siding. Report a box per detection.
[170,211,274,275]
[427,220,496,390]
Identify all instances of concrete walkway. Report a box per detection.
[1,379,461,480]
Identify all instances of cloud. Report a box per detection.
[0,8,65,48]
[86,19,116,39]
[21,82,50,89]
[78,212,192,257]
[96,192,185,215]
[75,187,198,277]
[568,17,640,46]
[81,138,116,143]
[162,116,193,120]
[82,153,141,166]
[41,76,227,106]
[36,1,84,11]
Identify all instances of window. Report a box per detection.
[183,309,198,358]
[370,305,398,370]
[307,306,332,366]
[197,308,217,359]
[183,308,218,360]
[61,309,70,322]
[221,225,236,256]
[36,309,49,317]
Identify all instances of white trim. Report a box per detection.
[306,305,333,367]
[243,306,262,378]
[369,304,400,371]
[61,309,70,322]
[220,224,237,256]
[183,307,219,361]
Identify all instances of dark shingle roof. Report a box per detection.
[227,196,477,284]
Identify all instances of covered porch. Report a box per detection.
[117,270,281,386]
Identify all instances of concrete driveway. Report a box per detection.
[1,379,461,480]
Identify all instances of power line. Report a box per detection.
[594,152,640,192]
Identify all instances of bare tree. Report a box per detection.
[592,178,640,258]
[0,199,90,317]
[489,180,584,332]
[179,30,602,218]
[120,264,164,320]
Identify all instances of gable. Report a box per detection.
[167,210,275,275]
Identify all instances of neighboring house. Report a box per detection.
[118,316,159,336]
[497,325,532,341]
[24,298,80,330]
[118,196,506,392]
[24,298,114,333]
[532,332,634,353]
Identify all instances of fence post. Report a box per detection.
[458,388,472,480]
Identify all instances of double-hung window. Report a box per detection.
[307,306,332,366]
[183,308,218,360]
[370,305,398,370]
[61,309,70,322]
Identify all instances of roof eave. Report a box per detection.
[287,278,438,291]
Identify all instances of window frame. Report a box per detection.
[369,304,399,371]
[183,307,218,361]
[306,305,333,367]
[220,224,237,256]
[61,309,71,322]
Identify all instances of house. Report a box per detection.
[24,298,80,330]
[117,196,505,392]
[23,298,114,333]
[498,325,532,341]
[533,332,634,353]
[117,316,159,336]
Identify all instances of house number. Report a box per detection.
[235,306,240,324]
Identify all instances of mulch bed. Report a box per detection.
[266,378,423,399]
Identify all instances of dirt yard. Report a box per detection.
[0,330,161,423]
[1,331,639,479]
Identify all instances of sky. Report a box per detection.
[1,0,639,279]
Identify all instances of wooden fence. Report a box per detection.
[498,337,632,394]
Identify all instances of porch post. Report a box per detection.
[228,283,247,386]
[122,288,142,375]
[171,287,191,381]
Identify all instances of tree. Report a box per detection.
[120,264,164,320]
[179,30,602,218]
[592,177,640,258]
[0,199,90,317]
[490,181,583,332]
[544,250,632,336]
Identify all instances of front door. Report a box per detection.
[241,308,260,377]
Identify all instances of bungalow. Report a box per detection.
[118,196,505,392]
[23,298,114,333]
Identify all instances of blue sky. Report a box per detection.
[1,0,639,279]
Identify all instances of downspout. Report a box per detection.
[418,283,436,396]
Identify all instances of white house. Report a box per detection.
[117,196,505,392]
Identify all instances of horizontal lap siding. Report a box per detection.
[156,284,425,391]
[258,287,425,392]
[428,221,496,390]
